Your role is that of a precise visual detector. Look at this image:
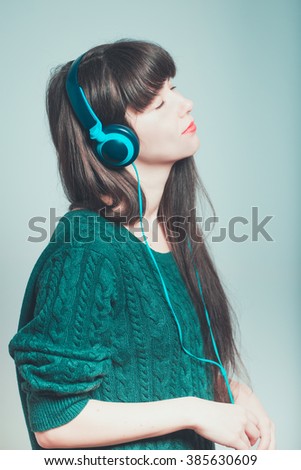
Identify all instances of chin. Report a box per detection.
[183,136,200,155]
[192,136,201,153]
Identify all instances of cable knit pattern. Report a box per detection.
[9,209,214,450]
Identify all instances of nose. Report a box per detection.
[178,94,193,117]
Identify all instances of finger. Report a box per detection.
[268,422,276,450]
[240,432,252,450]
[247,410,260,428]
[227,431,251,451]
[234,436,251,451]
[245,421,261,447]
[231,431,253,451]
[257,421,272,450]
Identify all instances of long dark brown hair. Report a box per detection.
[46,39,248,402]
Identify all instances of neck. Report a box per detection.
[127,160,173,222]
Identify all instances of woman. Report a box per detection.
[9,39,275,450]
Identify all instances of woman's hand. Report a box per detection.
[189,397,261,450]
[230,380,276,449]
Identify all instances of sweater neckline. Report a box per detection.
[64,209,173,260]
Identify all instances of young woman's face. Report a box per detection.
[126,79,200,165]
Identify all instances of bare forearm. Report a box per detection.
[35,397,196,449]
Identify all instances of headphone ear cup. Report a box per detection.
[95,124,140,168]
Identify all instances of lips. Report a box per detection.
[182,121,197,134]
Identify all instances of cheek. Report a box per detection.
[137,121,177,156]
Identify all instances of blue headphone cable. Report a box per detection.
[131,162,234,404]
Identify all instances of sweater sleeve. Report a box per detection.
[9,246,117,432]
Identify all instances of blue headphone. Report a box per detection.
[65,54,140,168]
[65,52,234,404]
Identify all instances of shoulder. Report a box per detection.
[49,209,120,262]
[26,209,123,303]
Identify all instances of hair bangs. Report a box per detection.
[106,40,177,112]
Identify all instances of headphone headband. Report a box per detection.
[65,54,99,131]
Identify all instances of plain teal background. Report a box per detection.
[1,0,300,449]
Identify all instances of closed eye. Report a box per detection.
[155,101,165,110]
[155,86,177,110]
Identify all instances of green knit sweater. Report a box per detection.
[9,209,214,450]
